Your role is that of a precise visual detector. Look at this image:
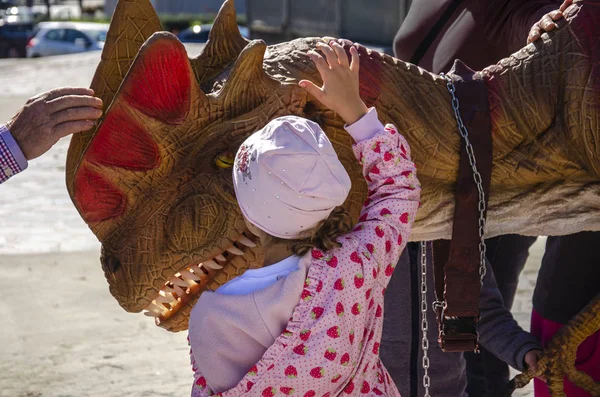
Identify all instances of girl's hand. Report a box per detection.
[524,349,547,382]
[299,40,368,125]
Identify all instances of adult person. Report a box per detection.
[0,87,102,183]
[531,232,600,397]
[381,1,568,396]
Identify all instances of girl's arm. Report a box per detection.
[347,114,420,285]
[301,41,421,285]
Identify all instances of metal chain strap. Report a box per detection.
[420,241,431,397]
[419,75,490,396]
[439,73,488,284]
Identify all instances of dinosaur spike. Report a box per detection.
[206,0,248,57]
[191,0,249,86]
[66,0,162,199]
[122,33,194,125]
[216,40,281,117]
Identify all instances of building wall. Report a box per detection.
[154,0,245,14]
[105,0,246,17]
[104,0,116,16]
[246,0,411,49]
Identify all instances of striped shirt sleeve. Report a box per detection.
[0,125,28,183]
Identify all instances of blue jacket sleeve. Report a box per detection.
[478,259,542,371]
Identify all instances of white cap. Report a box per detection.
[233,116,351,239]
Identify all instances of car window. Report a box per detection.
[65,29,90,43]
[198,31,210,41]
[86,29,107,42]
[4,23,33,33]
[44,29,65,41]
[179,29,209,42]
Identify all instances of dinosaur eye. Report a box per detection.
[214,151,235,169]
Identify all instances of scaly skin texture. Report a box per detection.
[66,0,599,342]
[509,295,600,396]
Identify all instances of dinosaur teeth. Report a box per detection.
[164,284,185,296]
[191,264,208,275]
[237,235,256,248]
[170,275,191,287]
[143,310,160,317]
[202,259,223,270]
[154,295,173,304]
[227,246,244,255]
[180,269,201,282]
[146,303,165,315]
[147,236,259,323]
[159,290,178,300]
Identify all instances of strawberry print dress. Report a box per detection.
[191,108,421,396]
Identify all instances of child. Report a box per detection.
[188,40,421,396]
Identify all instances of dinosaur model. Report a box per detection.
[65,0,599,393]
[65,0,599,331]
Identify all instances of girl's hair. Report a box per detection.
[265,206,353,256]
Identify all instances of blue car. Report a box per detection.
[26,21,108,58]
[0,19,35,58]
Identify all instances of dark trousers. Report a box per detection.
[381,235,536,397]
[382,243,468,397]
[465,234,537,397]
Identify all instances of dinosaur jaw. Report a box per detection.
[142,231,260,329]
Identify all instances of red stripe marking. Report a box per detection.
[87,107,160,171]
[74,166,126,223]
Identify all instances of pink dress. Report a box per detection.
[190,110,420,396]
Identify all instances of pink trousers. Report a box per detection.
[531,309,600,397]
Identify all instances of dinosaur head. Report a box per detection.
[66,0,372,331]
[70,40,304,331]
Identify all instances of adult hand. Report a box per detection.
[6,87,103,161]
[527,0,572,44]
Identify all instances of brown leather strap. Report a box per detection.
[432,60,493,352]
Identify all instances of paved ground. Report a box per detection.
[0,51,539,396]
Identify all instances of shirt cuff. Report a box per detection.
[0,125,28,171]
[344,107,385,143]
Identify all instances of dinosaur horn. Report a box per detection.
[191,0,250,86]
[216,40,281,118]
[92,0,162,107]
[66,0,162,200]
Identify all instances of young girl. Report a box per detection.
[188,40,420,396]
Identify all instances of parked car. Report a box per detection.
[26,21,108,58]
[0,19,35,58]
[177,23,249,43]
[0,0,15,13]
